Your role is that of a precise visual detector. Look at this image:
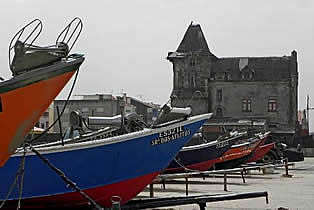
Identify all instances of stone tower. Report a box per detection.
[167,23,217,115]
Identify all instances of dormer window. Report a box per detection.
[240,67,255,80]
[224,72,231,80]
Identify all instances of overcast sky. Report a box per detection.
[1,0,314,129]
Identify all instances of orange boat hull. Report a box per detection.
[0,71,76,167]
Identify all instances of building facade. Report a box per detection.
[167,23,298,140]
[52,94,159,133]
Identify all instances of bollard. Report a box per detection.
[111,196,121,210]
[224,173,228,191]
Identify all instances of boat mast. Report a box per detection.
[306,95,314,132]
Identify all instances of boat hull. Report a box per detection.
[247,142,275,163]
[0,114,211,208]
[0,57,84,167]
[214,138,263,170]
[165,134,241,173]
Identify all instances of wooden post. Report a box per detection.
[224,173,228,191]
[150,183,154,198]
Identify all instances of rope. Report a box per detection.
[0,146,27,209]
[27,66,80,145]
[173,158,201,173]
[16,146,26,210]
[28,145,103,210]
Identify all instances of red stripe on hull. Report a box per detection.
[247,143,275,163]
[4,171,160,209]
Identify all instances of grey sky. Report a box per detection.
[1,0,314,128]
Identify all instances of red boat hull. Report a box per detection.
[247,142,275,163]
[5,172,159,209]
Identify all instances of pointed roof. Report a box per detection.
[177,23,210,53]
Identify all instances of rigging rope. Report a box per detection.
[16,145,26,210]
[27,66,80,145]
[173,157,201,173]
[28,145,103,210]
[0,146,27,209]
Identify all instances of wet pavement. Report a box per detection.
[136,158,314,210]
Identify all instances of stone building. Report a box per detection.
[167,23,298,141]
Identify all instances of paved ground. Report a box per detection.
[136,158,314,210]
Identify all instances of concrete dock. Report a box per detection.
[136,158,314,210]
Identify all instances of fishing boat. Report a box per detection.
[165,131,246,173]
[0,106,212,208]
[213,132,270,170]
[0,18,84,167]
[247,142,275,163]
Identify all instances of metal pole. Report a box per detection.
[162,180,166,190]
[185,177,189,196]
[224,173,227,191]
[241,169,246,183]
[150,183,154,198]
[198,202,206,210]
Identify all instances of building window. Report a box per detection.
[216,89,222,102]
[224,72,231,80]
[96,107,105,113]
[174,70,179,89]
[190,57,197,66]
[210,72,216,80]
[268,98,277,112]
[216,107,223,117]
[242,99,252,112]
[190,73,196,88]
[240,68,254,81]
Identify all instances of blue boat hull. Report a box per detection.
[0,114,211,208]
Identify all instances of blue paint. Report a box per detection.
[0,118,207,200]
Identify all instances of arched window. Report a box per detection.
[240,67,255,81]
